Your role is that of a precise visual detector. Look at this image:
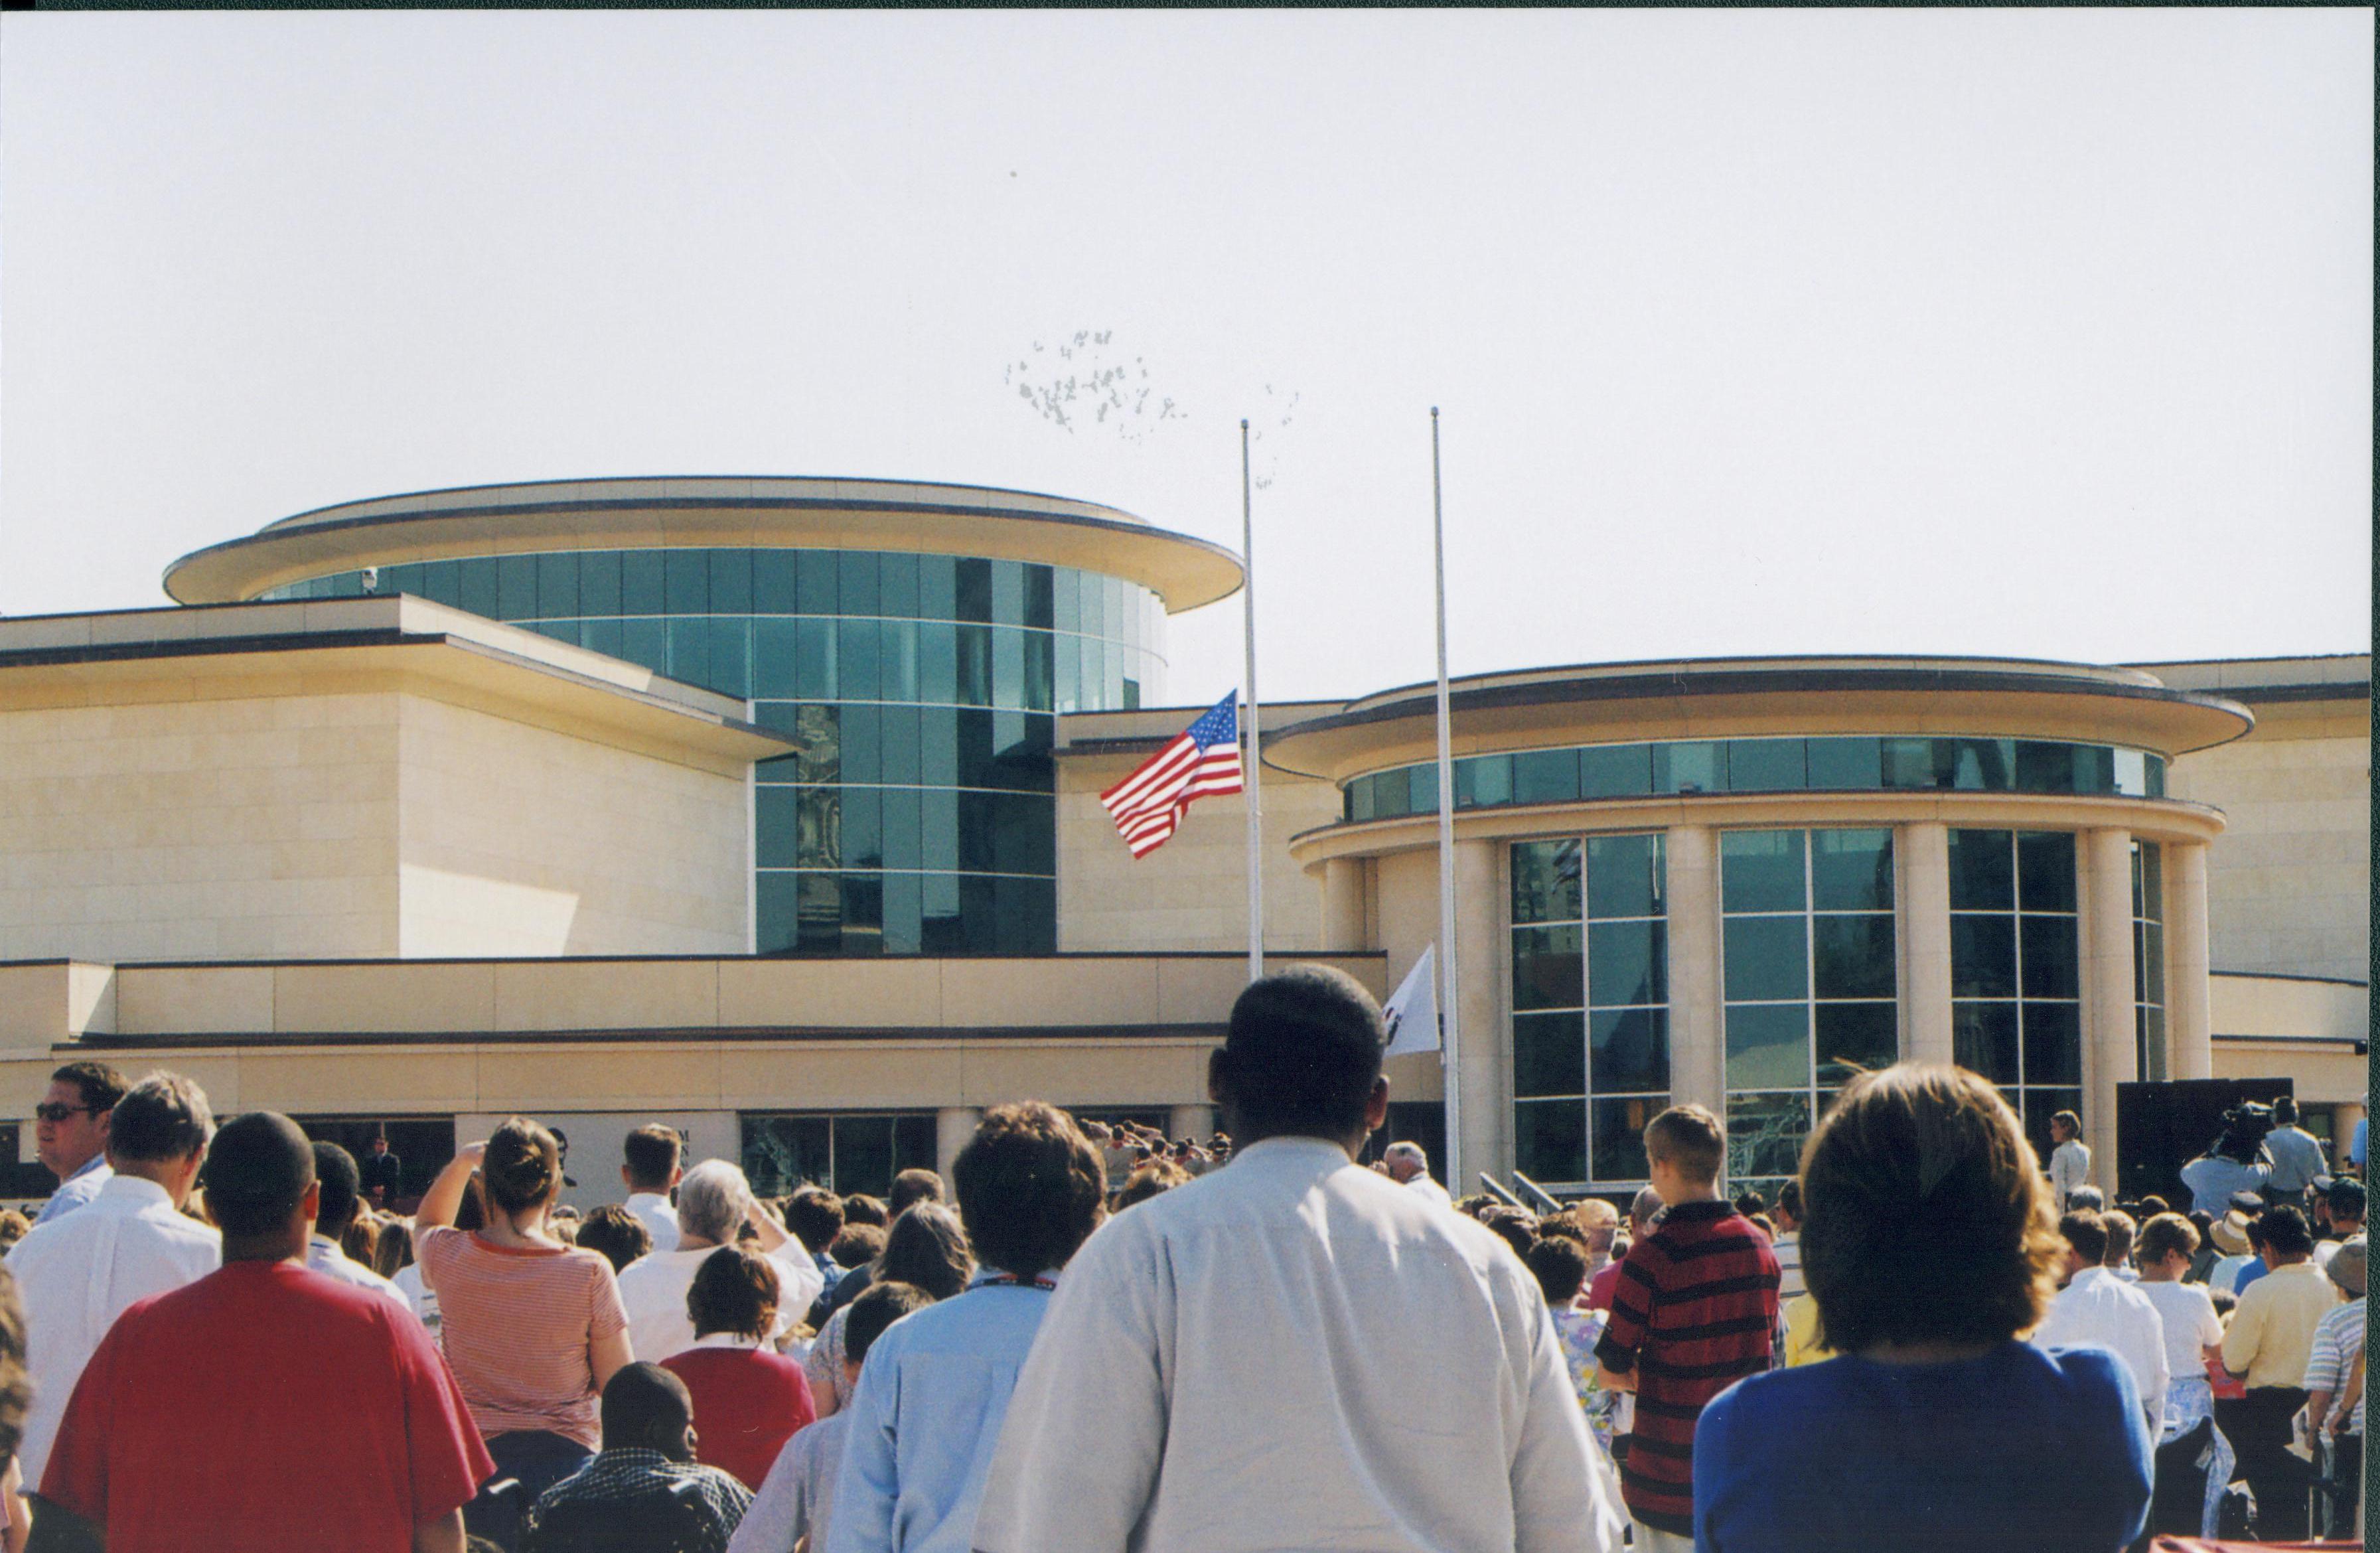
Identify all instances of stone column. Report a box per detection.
[1320,857,1369,952]
[1451,838,1507,1189]
[2166,841,2213,1082]
[1665,826,1726,1120]
[1899,822,1954,1067]
[935,1106,982,1181]
[1168,1103,1215,1142]
[2080,830,2138,1193]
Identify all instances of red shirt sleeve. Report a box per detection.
[387,1305,494,1521]
[37,1319,121,1518]
[1593,1238,1661,1372]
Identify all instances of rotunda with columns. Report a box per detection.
[1268,656,2254,1199]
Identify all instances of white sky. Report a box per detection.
[2,9,2369,705]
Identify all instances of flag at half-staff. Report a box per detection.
[1100,691,1246,858]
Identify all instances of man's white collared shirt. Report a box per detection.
[32,1154,112,1226]
[2033,1266,2170,1430]
[617,1242,824,1362]
[304,1234,413,1309]
[5,1172,219,1487]
[973,1136,1624,1553]
[625,1191,682,1254]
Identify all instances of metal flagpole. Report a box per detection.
[1242,418,1266,984]
[1432,407,1461,1187]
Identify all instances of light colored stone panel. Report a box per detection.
[493,960,719,1033]
[1153,958,1254,1027]
[272,962,496,1035]
[942,958,1161,1029]
[0,966,71,1045]
[477,1045,725,1112]
[233,1048,480,1113]
[718,1043,965,1109]
[959,1040,1213,1108]
[717,960,944,1029]
[115,966,276,1036]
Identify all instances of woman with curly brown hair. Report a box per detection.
[1690,1063,2152,1553]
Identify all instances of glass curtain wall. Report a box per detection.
[266,549,1167,956]
[1719,829,1899,1200]
[740,1112,938,1197]
[1509,834,1671,1191]
[2132,841,2166,1082]
[1948,830,2083,1163]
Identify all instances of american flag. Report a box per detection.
[1100,692,1246,859]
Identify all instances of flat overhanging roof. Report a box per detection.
[163,476,1246,615]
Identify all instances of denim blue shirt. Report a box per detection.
[33,1155,110,1226]
[824,1269,1055,1553]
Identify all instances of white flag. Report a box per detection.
[1381,945,1441,1060]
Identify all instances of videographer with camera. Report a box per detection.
[2181,1103,2277,1218]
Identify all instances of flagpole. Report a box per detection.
[1432,407,1461,1190]
[1241,417,1265,984]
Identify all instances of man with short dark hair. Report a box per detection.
[621,1124,686,1254]
[1771,1179,1805,1299]
[522,1363,750,1553]
[974,966,1621,1553]
[784,1186,846,1286]
[307,1140,409,1307]
[1592,1105,1778,1551]
[29,1063,128,1226]
[2032,1209,2168,1433]
[360,1132,405,1207]
[2263,1098,2328,1211]
[36,1111,491,1553]
[7,1072,218,1491]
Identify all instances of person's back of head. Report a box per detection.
[785,1185,846,1254]
[482,1117,564,1217]
[2326,1177,2366,1227]
[1643,1105,1725,1193]
[1800,1063,2061,1354]
[2059,1211,2110,1267]
[688,1245,781,1341]
[1213,966,1384,1144]
[887,1167,946,1217]
[2207,1286,2237,1319]
[576,1204,654,1272]
[829,1222,887,1270]
[675,1158,753,1245]
[342,1211,381,1267]
[952,1102,1105,1280]
[2136,1195,2170,1218]
[0,1211,31,1252]
[844,1279,934,1368]
[2255,1204,2314,1261]
[1774,1179,1803,1229]
[842,1193,889,1228]
[205,1112,320,1254]
[1733,1190,1767,1219]
[1115,1159,1191,1211]
[2272,1096,2298,1127]
[1572,1197,1621,1254]
[1628,1185,1664,1235]
[2138,1212,2198,1270]
[1480,1207,1536,1259]
[375,1215,414,1278]
[599,1362,695,1459]
[621,1124,684,1194]
[2065,1185,2105,1213]
[108,1072,213,1168]
[312,1141,363,1239]
[2099,1209,2136,1269]
[876,1201,975,1299]
[1525,1234,1589,1307]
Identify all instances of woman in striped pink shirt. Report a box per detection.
[417,1118,632,1548]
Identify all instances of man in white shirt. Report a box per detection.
[2047,1109,2092,1211]
[2263,1098,2328,1209]
[1379,1140,1453,1207]
[2033,1209,2169,1433]
[974,964,1624,1553]
[303,1142,410,1308]
[615,1159,822,1361]
[5,1071,219,1489]
[29,1061,129,1227]
[1770,1179,1806,1299]
[621,1123,684,1254]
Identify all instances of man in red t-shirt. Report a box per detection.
[35,1112,492,1553]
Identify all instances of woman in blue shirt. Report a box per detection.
[1693,1064,2153,1553]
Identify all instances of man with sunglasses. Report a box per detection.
[30,1063,127,1227]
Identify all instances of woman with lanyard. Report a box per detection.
[824,1103,1106,1553]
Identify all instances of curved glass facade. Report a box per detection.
[262,548,1167,955]
[1344,735,2167,823]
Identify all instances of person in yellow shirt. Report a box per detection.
[1782,1291,1834,1366]
[2219,1205,2340,1540]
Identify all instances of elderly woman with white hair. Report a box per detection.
[614,1158,826,1362]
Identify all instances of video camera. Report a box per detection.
[2207,1100,2275,1162]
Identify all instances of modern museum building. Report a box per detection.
[0,477,2362,1208]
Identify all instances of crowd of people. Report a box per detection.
[0,981,2362,1551]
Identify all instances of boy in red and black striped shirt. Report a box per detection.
[1593,1104,1780,1550]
